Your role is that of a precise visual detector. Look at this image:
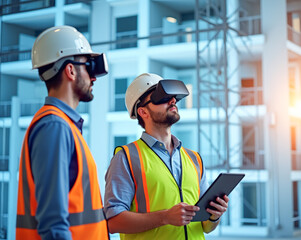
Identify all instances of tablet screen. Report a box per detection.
[192,173,245,222]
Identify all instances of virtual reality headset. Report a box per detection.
[141,79,189,106]
[82,53,108,78]
[151,80,189,104]
[41,53,109,81]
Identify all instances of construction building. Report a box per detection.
[0,0,301,239]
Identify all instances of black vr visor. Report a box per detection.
[151,79,189,104]
[80,53,108,78]
[68,53,108,78]
[141,79,189,107]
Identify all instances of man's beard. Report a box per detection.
[73,73,94,102]
[147,104,180,127]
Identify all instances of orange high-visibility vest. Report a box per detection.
[16,105,109,240]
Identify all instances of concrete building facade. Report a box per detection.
[0,0,301,239]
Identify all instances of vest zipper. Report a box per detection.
[179,186,188,240]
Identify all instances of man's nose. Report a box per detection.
[168,97,176,105]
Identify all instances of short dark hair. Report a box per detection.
[38,56,82,91]
[137,102,146,129]
[38,62,63,91]
[136,88,156,129]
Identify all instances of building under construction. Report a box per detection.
[0,0,301,239]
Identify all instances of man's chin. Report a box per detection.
[167,114,180,125]
[80,95,94,102]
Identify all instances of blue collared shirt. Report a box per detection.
[104,132,208,220]
[28,96,83,240]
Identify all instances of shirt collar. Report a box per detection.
[44,96,84,131]
[141,132,182,149]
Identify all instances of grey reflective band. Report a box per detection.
[73,130,93,212]
[69,208,106,226]
[183,148,203,196]
[122,143,148,213]
[16,146,40,229]
[16,214,38,229]
[20,143,31,220]
[17,208,106,228]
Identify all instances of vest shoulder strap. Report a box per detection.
[182,147,204,178]
[182,147,204,197]
[113,140,150,213]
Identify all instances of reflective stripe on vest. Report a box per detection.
[16,106,109,240]
[115,139,205,240]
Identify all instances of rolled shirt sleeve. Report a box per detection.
[104,150,135,219]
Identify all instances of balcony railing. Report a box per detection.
[0,102,11,118]
[0,99,89,118]
[240,87,263,106]
[113,30,138,50]
[202,150,264,170]
[242,151,265,169]
[0,0,55,15]
[20,99,89,116]
[0,45,31,63]
[292,151,301,170]
[20,99,44,117]
[65,0,91,4]
[288,25,301,47]
[150,25,196,46]
[150,15,261,46]
[238,15,261,36]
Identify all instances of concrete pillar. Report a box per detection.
[261,0,293,237]
[89,0,111,197]
[55,0,64,26]
[138,0,149,48]
[7,97,20,240]
[226,0,242,227]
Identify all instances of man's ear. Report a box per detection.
[137,107,148,119]
[64,63,76,80]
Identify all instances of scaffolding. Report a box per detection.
[195,0,264,226]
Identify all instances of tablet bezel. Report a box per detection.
[192,173,245,222]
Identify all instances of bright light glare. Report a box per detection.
[289,99,301,118]
[166,17,177,23]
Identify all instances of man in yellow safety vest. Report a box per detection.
[104,73,229,240]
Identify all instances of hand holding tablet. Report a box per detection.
[192,173,245,222]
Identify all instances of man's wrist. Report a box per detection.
[208,216,220,222]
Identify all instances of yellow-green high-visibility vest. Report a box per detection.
[115,139,206,240]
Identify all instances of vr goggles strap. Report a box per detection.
[41,56,74,81]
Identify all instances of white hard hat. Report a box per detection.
[32,25,99,70]
[125,73,163,119]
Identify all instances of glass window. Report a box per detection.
[0,181,8,239]
[116,15,137,49]
[293,181,301,229]
[242,182,266,226]
[114,78,128,111]
[242,125,255,167]
[0,128,9,171]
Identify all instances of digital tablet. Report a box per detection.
[192,173,245,222]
